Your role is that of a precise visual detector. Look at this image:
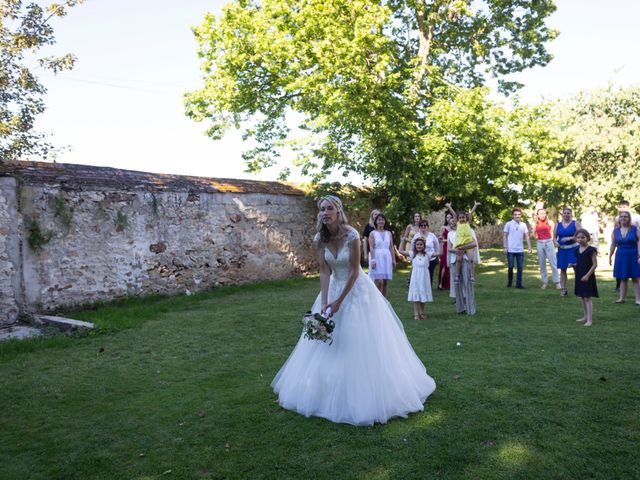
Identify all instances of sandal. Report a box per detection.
[414,315,421,321]
[560,288,568,297]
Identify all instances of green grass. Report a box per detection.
[1,249,638,480]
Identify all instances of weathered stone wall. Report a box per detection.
[0,162,318,322]
[0,177,20,324]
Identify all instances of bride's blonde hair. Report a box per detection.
[316,195,348,243]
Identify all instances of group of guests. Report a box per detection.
[501,200,640,326]
[271,195,638,427]
[362,204,480,319]
[362,199,640,327]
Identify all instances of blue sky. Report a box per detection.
[33,0,639,182]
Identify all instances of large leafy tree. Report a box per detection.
[186,0,564,220]
[415,88,575,221]
[552,86,640,216]
[0,0,84,161]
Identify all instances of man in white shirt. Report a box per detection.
[615,200,640,228]
[580,205,600,249]
[503,208,532,289]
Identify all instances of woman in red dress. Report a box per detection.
[438,213,454,290]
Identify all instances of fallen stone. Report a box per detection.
[0,325,42,341]
[34,315,95,332]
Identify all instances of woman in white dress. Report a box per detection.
[368,213,395,297]
[272,196,436,426]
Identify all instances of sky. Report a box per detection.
[32,0,640,182]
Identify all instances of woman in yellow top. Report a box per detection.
[446,201,480,282]
[399,212,423,257]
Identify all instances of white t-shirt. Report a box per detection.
[580,211,599,233]
[503,220,529,253]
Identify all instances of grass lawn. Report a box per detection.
[1,249,638,480]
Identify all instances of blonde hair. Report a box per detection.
[368,209,381,228]
[316,196,348,243]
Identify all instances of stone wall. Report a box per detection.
[0,177,20,324]
[0,162,318,323]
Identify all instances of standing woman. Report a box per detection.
[609,211,640,305]
[448,223,480,315]
[438,212,454,290]
[362,209,381,262]
[554,207,581,297]
[369,214,396,297]
[399,212,423,257]
[533,209,561,290]
[446,215,458,299]
[272,195,436,426]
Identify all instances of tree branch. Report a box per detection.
[411,0,444,99]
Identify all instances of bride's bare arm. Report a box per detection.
[327,234,361,315]
[319,246,331,312]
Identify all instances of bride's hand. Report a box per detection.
[326,301,341,317]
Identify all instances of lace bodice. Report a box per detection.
[316,227,360,283]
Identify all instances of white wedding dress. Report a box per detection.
[272,227,436,426]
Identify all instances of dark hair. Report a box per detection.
[575,228,591,241]
[444,212,453,226]
[457,211,469,221]
[512,208,522,214]
[413,237,426,252]
[374,213,387,228]
[619,200,630,207]
[419,220,429,227]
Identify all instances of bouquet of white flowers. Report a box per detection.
[302,310,335,344]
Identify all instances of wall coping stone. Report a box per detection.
[0,160,306,196]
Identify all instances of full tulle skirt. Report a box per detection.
[272,271,436,426]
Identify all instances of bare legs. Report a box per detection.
[375,279,390,297]
[576,297,593,326]
[616,278,640,304]
[413,302,426,320]
[560,268,568,296]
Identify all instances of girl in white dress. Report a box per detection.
[368,213,395,297]
[272,196,436,426]
[408,238,433,320]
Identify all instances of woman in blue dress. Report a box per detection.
[554,207,581,297]
[609,211,640,305]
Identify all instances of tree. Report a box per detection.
[185,0,563,222]
[413,88,575,221]
[0,0,84,161]
[551,86,640,216]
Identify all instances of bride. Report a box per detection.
[272,195,436,426]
